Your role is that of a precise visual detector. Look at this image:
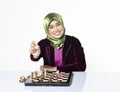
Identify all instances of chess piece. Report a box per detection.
[44,69,47,78]
[19,76,27,83]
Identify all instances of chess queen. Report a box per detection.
[29,13,86,72]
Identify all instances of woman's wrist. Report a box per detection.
[33,55,39,59]
[54,66,57,71]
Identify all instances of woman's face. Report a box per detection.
[48,20,64,39]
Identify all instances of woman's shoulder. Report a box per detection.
[66,35,80,42]
[37,38,50,46]
[65,35,82,48]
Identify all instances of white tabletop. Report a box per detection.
[0,71,120,92]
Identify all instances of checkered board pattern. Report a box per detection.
[25,71,73,86]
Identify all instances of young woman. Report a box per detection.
[29,13,86,72]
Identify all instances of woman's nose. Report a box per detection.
[54,26,58,31]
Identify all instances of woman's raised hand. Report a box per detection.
[29,41,41,58]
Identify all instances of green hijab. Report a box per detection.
[43,13,66,49]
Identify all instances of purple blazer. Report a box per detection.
[30,35,86,72]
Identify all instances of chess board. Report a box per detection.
[25,71,73,86]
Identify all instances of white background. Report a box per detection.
[0,0,120,72]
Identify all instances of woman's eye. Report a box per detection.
[49,26,53,29]
[56,23,61,26]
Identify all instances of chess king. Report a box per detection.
[29,12,86,72]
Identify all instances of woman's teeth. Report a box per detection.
[54,32,60,35]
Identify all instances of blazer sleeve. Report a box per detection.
[30,54,41,61]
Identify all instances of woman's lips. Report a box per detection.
[54,31,61,35]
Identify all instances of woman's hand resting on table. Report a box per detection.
[40,65,57,72]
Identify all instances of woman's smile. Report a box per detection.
[53,31,61,35]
